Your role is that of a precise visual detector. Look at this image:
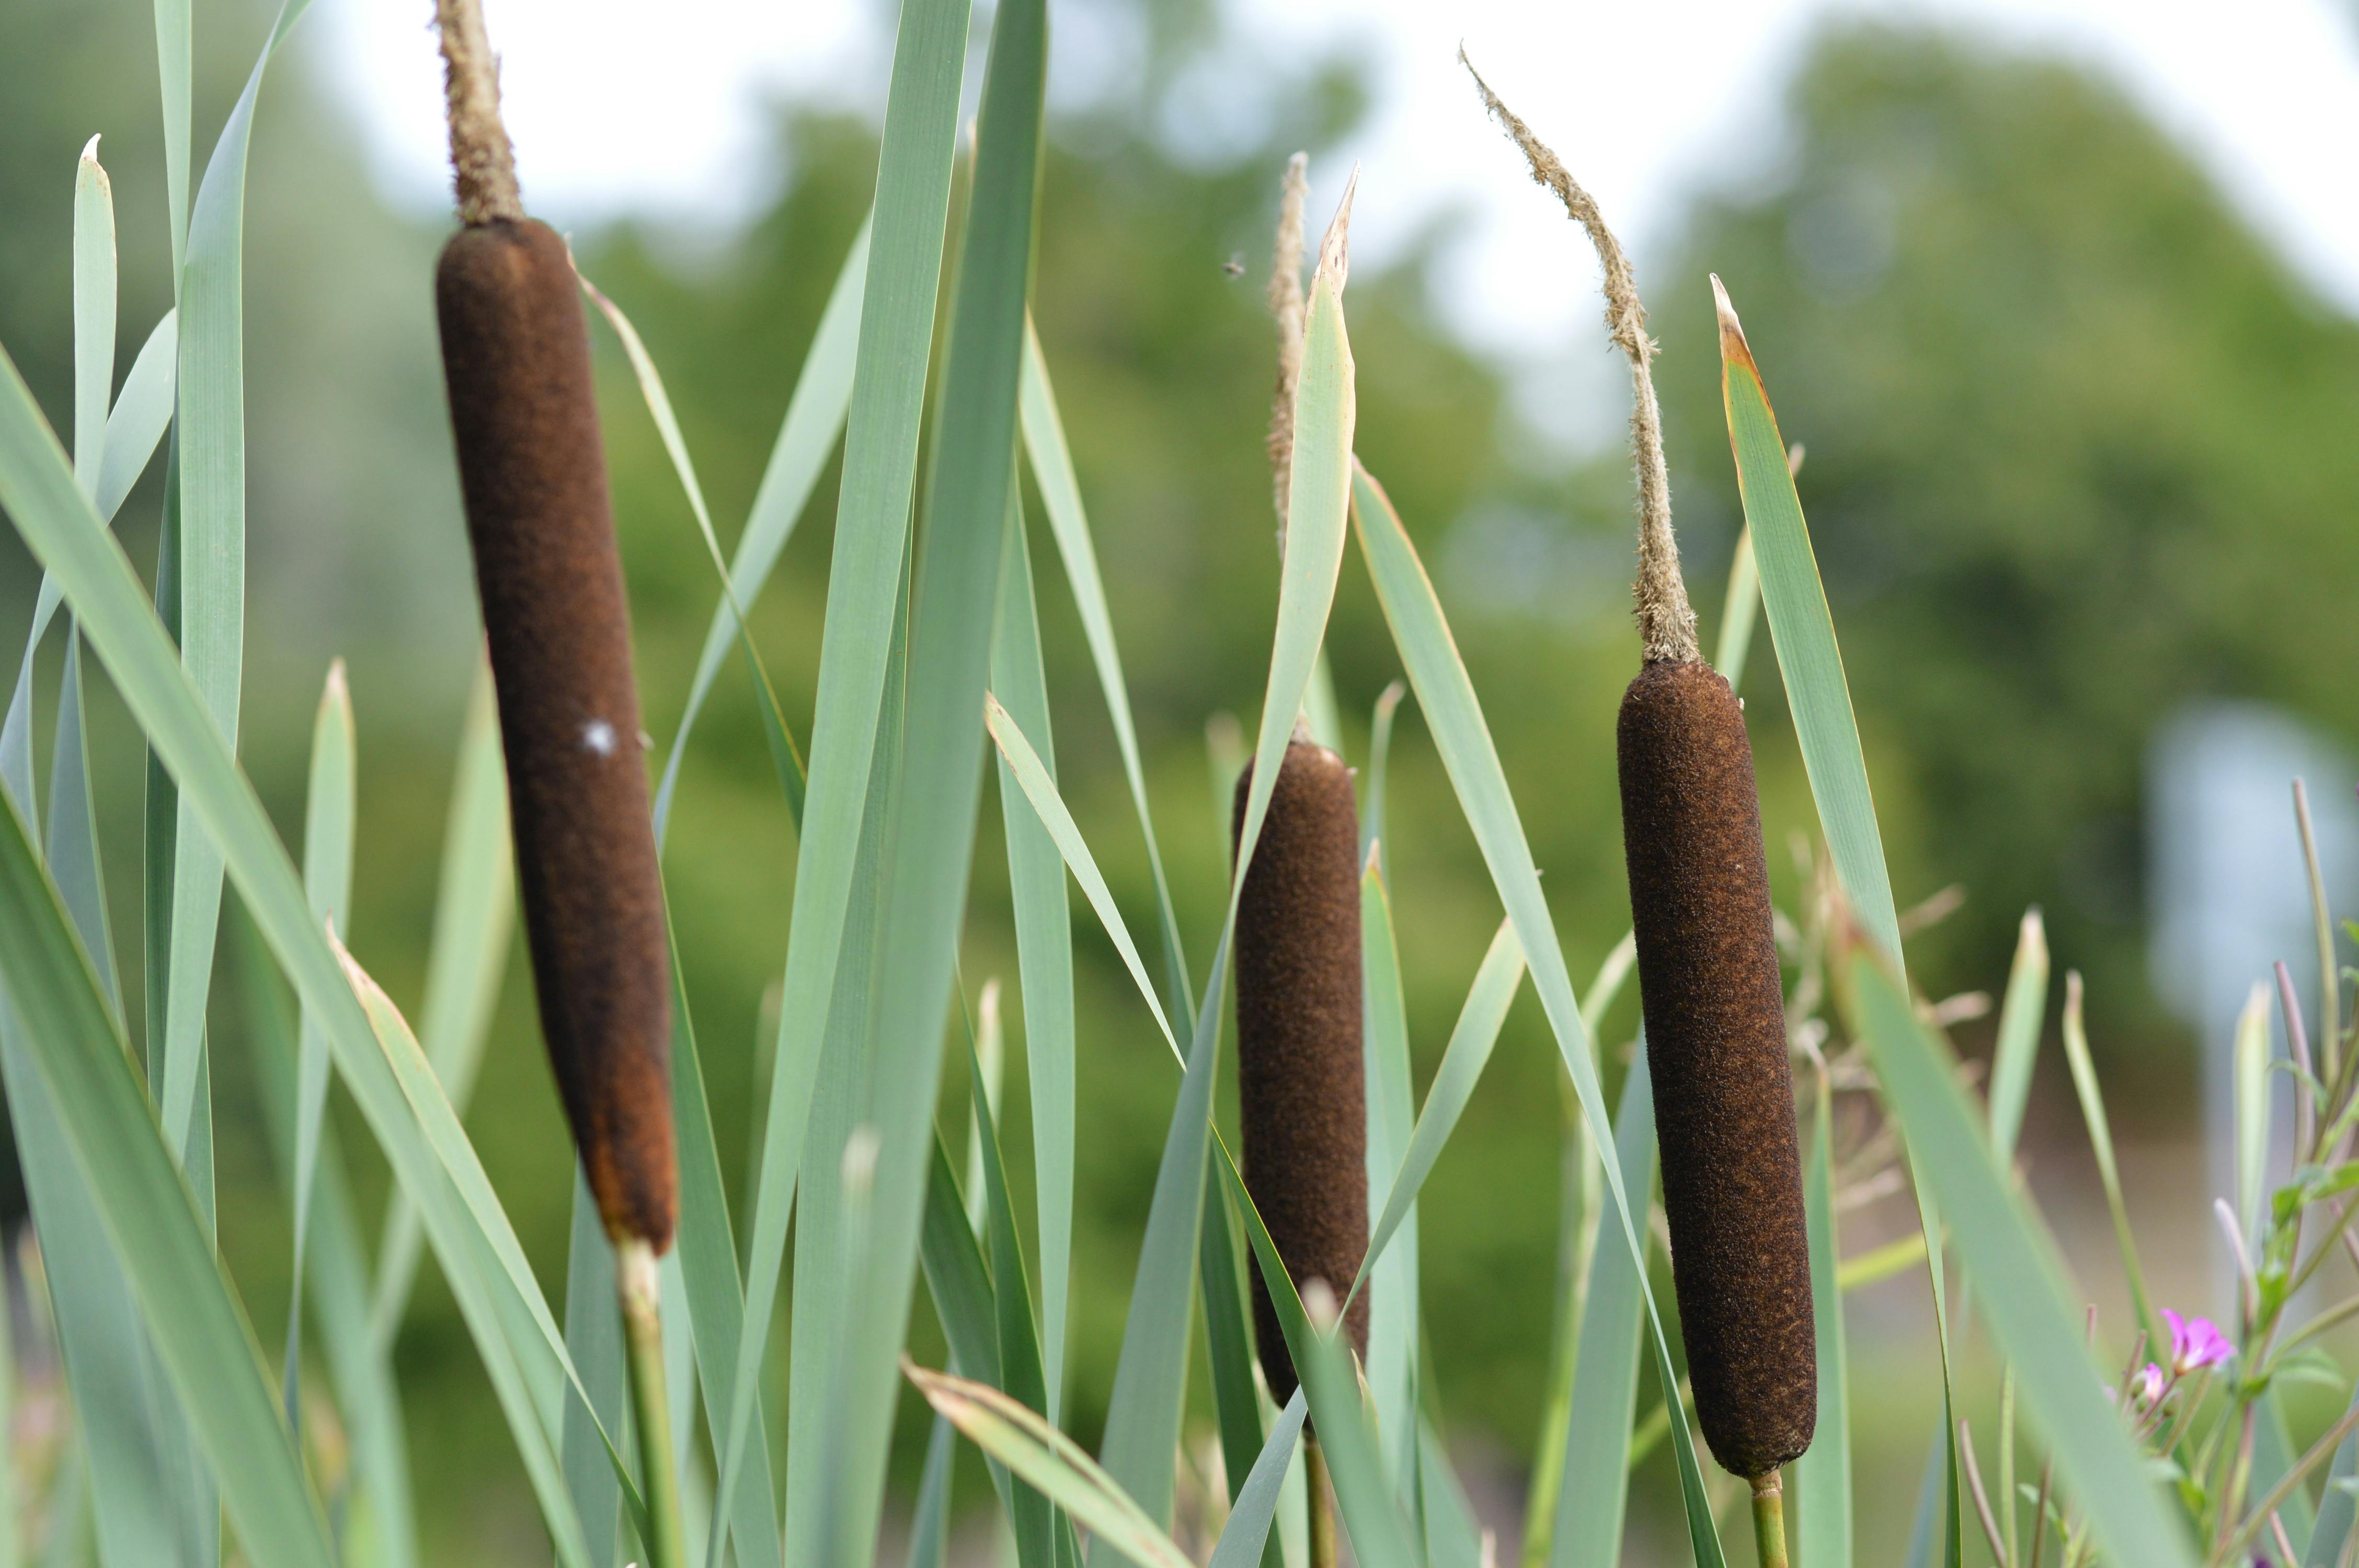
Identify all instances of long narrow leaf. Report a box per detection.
[10,309,179,799]
[1197,1176,1274,1568]
[0,960,179,1568]
[579,269,810,828]
[1094,938,1226,1534]
[159,0,314,1159]
[1549,1045,1655,1568]
[2304,1383,2359,1568]
[155,0,190,274]
[1218,1147,1419,1568]
[0,345,638,1565]
[1099,188,1359,1542]
[0,785,333,1568]
[781,568,907,1567]
[72,140,114,497]
[1795,1067,1851,1568]
[908,1365,1193,1568]
[991,492,1078,1421]
[1843,954,2199,1568]
[2,284,172,1568]
[985,696,1176,1057]
[662,946,782,1568]
[284,662,354,1424]
[240,928,419,1568]
[818,0,1048,1553]
[557,1177,626,1568]
[1349,464,1725,1567]
[1356,918,1523,1304]
[1986,908,2048,1166]
[2059,974,2161,1345]
[1359,864,1417,1482]
[372,662,513,1343]
[965,1028,1059,1568]
[706,0,975,1537]
[48,641,117,1019]
[1019,328,1192,1019]
[1711,280,1899,958]
[1207,1393,1307,1568]
[95,311,175,524]
[1712,527,1760,693]
[655,218,870,833]
[1718,278,1970,1564]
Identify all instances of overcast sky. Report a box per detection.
[320,0,2359,443]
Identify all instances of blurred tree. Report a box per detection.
[1653,24,2359,1064]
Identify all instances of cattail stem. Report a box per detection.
[619,1239,688,1568]
[434,0,522,225]
[1751,1472,1790,1568]
[1306,1443,1337,1568]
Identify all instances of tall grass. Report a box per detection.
[0,4,2348,1567]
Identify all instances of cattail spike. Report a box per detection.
[433,4,673,1250]
[1233,739,1370,1406]
[1617,660,1815,1479]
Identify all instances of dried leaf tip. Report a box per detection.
[79,134,101,165]
[1463,51,1695,665]
[1711,274,1757,377]
[324,656,349,705]
[1314,167,1356,298]
[434,0,523,226]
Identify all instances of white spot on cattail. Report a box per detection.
[582,719,616,757]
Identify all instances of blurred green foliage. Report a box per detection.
[1653,26,2359,1041]
[5,0,2356,1555]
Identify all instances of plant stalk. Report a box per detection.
[1307,1440,1337,1568]
[619,1237,689,1568]
[1751,1471,1791,1568]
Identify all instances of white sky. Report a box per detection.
[320,0,2359,442]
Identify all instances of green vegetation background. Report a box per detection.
[7,0,2359,1554]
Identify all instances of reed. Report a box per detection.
[1466,53,1816,1513]
[432,3,684,1563]
[431,0,677,1255]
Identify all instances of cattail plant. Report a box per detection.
[430,2,684,1562]
[1232,154,1367,1568]
[1469,59,1814,1566]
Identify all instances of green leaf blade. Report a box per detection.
[1548,1045,1656,1568]
[1845,956,2198,1568]
[0,784,333,1568]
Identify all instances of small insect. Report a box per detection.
[1222,252,1245,279]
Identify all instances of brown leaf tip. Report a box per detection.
[1711,273,1758,377]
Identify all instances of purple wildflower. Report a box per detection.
[2136,1362,2165,1405]
[2163,1308,2233,1375]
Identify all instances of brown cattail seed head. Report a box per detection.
[436,217,676,1249]
[1617,659,1814,1480]
[1232,739,1370,1404]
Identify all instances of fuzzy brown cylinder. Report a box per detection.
[1617,659,1814,1480]
[1232,739,1370,1405]
[436,217,677,1250]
